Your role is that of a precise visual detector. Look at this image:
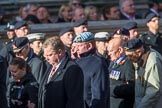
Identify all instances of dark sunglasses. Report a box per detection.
[15,45,28,54]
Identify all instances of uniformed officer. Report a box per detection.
[140,13,162,55]
[9,57,38,108]
[94,31,111,67]
[0,21,17,103]
[94,32,111,107]
[27,33,45,58]
[59,27,74,57]
[0,19,17,63]
[73,32,109,108]
[107,37,135,108]
[122,21,139,40]
[123,38,162,108]
[73,18,88,35]
[4,19,17,40]
[12,37,45,84]
[94,32,111,59]
[14,20,30,37]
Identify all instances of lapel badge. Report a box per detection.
[147,37,150,40]
[77,37,82,42]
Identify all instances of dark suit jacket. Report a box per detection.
[119,12,142,20]
[0,56,8,108]
[38,54,84,108]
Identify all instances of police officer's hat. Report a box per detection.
[73,32,94,43]
[73,18,88,27]
[27,33,45,43]
[14,20,28,29]
[12,37,29,53]
[94,32,111,41]
[4,19,17,31]
[123,38,143,51]
[59,27,73,36]
[122,21,138,30]
[145,13,159,23]
[113,28,130,36]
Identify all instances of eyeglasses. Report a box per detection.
[72,3,82,6]
[15,45,28,54]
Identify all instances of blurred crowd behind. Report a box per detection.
[0,0,162,25]
[1,0,162,108]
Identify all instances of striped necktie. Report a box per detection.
[47,66,56,83]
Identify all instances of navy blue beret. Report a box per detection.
[73,32,94,43]
[59,27,73,36]
[123,38,143,51]
[12,37,29,52]
[14,20,28,29]
[145,13,159,23]
[73,18,88,27]
[122,21,138,30]
[113,28,130,36]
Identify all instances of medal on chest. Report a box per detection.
[110,70,121,80]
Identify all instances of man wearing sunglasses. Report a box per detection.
[12,37,45,84]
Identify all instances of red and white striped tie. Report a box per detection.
[47,66,56,83]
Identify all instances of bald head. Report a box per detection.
[108,37,123,49]
[107,37,124,61]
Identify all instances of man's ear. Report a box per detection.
[135,48,142,56]
[22,67,26,72]
[58,49,62,55]
[118,47,123,54]
[87,42,93,50]
[146,22,149,27]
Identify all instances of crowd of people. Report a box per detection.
[1,0,162,108]
[1,0,162,25]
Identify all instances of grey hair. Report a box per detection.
[119,0,127,9]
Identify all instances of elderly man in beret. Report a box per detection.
[14,20,30,37]
[27,33,45,58]
[73,18,88,36]
[12,37,45,83]
[122,21,139,40]
[72,32,109,108]
[123,38,162,108]
[59,27,74,57]
[113,27,130,42]
[140,13,162,55]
